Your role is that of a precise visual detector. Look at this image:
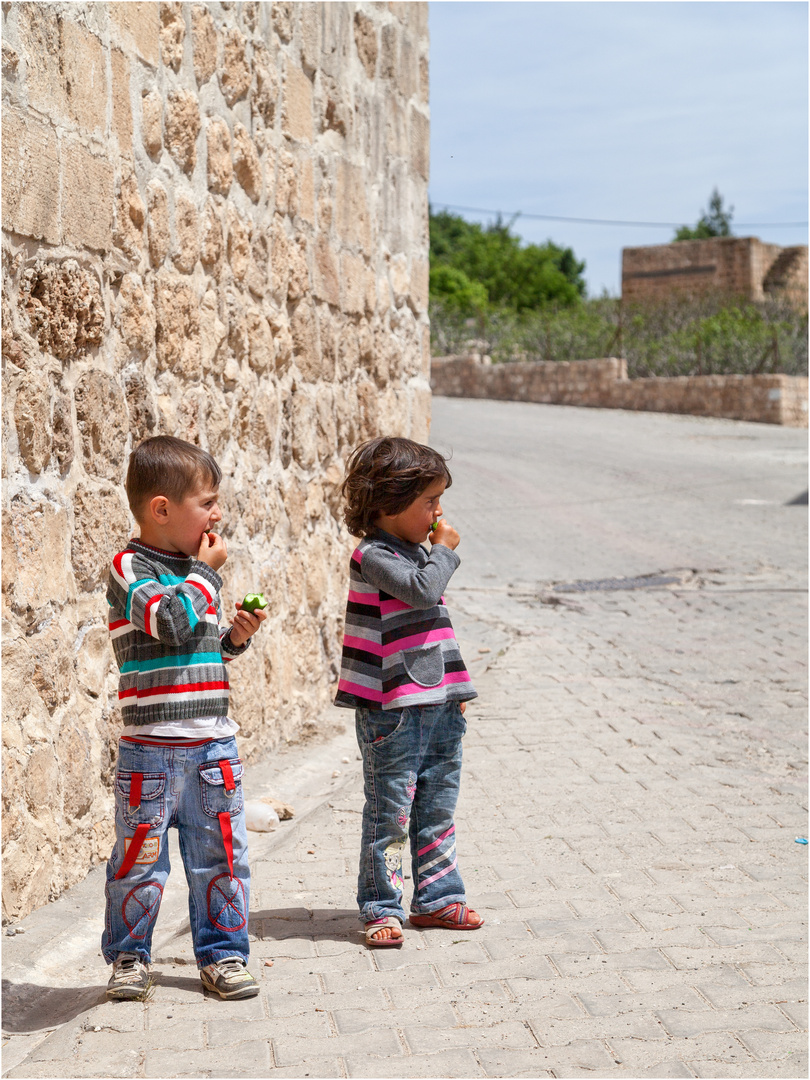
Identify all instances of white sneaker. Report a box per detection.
[106,952,152,1000]
[200,956,259,999]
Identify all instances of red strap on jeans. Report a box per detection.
[115,823,151,880]
[129,772,143,810]
[219,759,236,793]
[218,812,234,879]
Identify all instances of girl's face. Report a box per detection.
[375,477,446,544]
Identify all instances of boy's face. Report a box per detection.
[161,481,222,557]
[376,477,445,545]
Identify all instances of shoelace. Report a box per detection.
[214,957,247,979]
[114,954,146,984]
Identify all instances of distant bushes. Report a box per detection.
[430,294,808,379]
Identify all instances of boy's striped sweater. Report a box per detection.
[334,529,476,711]
[106,539,249,726]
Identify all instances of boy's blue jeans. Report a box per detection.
[102,736,251,968]
[355,701,468,924]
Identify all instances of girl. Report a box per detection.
[335,436,484,946]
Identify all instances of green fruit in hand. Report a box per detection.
[430,522,439,532]
[241,593,268,612]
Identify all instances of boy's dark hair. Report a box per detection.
[126,436,222,520]
[341,437,452,537]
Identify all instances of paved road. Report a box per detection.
[2,400,807,1078]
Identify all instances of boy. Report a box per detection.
[102,436,266,1000]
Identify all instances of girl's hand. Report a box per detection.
[460,702,467,715]
[429,519,460,550]
[229,601,267,647]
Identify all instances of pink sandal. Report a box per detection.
[409,903,484,930]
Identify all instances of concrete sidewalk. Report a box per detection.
[2,403,807,1078]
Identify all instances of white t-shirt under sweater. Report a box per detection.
[120,715,239,741]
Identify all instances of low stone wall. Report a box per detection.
[431,356,809,427]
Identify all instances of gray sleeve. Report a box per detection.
[360,543,460,610]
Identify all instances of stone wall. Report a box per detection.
[622,237,809,309]
[431,356,809,427]
[2,1,431,920]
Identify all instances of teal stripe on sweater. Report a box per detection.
[179,593,200,630]
[120,652,222,674]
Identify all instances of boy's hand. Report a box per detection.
[197,531,227,572]
[429,519,460,551]
[229,601,267,647]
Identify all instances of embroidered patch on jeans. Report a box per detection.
[124,834,160,864]
[122,881,163,939]
[396,807,408,828]
[207,874,247,932]
[406,772,417,801]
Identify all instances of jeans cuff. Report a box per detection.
[409,891,466,915]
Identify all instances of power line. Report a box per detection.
[430,201,808,230]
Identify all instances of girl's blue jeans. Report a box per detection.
[102,736,251,969]
[355,701,468,924]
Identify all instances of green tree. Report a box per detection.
[429,209,586,313]
[674,188,734,241]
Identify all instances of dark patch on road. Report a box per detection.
[554,574,682,593]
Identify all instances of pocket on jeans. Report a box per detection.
[362,708,407,747]
[115,772,166,829]
[199,758,244,818]
[402,644,445,688]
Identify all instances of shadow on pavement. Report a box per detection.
[250,907,359,942]
[787,490,808,505]
[1,979,105,1034]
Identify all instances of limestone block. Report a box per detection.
[7,492,71,609]
[336,161,371,254]
[110,2,160,66]
[111,49,133,155]
[220,27,251,106]
[173,191,200,273]
[52,393,75,472]
[270,315,293,374]
[57,721,93,820]
[410,106,429,181]
[199,289,227,374]
[380,22,398,80]
[399,33,418,100]
[353,11,378,78]
[24,746,60,816]
[232,123,261,202]
[191,3,218,84]
[252,42,279,126]
[290,298,319,380]
[30,621,75,712]
[319,74,350,138]
[316,385,338,462]
[20,260,104,361]
[273,2,294,43]
[224,287,249,366]
[240,2,260,34]
[274,151,298,216]
[246,307,275,374]
[62,142,115,251]
[122,369,158,441]
[114,173,146,256]
[297,156,315,223]
[283,64,313,143]
[204,387,230,457]
[72,484,132,592]
[165,89,201,174]
[301,4,321,72]
[116,273,156,356]
[287,237,310,301]
[286,549,305,611]
[141,90,163,157]
[154,270,202,380]
[336,318,359,381]
[248,233,269,297]
[64,19,108,133]
[226,208,251,282]
[281,472,306,540]
[251,384,280,453]
[314,236,339,306]
[206,117,233,195]
[357,376,379,440]
[160,2,185,71]
[74,371,128,482]
[147,180,170,266]
[1,108,61,245]
[13,368,52,475]
[2,41,19,81]
[419,54,429,104]
[389,253,410,305]
[200,200,224,268]
[341,251,366,315]
[15,4,66,118]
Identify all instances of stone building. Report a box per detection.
[1,1,431,920]
[622,236,808,309]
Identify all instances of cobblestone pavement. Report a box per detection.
[3,403,807,1079]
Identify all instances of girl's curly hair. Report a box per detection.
[341,437,452,537]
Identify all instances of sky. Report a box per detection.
[428,1,809,297]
